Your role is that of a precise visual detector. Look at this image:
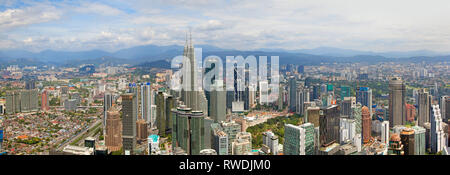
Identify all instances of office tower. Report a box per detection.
[103,93,113,127]
[311,84,320,101]
[319,105,340,146]
[248,84,256,108]
[389,77,406,127]
[141,82,152,123]
[41,90,49,111]
[231,139,251,155]
[288,76,296,112]
[278,85,284,111]
[430,104,445,153]
[259,80,269,105]
[441,96,449,121]
[405,103,416,122]
[284,123,314,155]
[362,106,371,143]
[262,131,279,155]
[211,121,241,154]
[213,130,228,155]
[210,80,226,122]
[418,89,431,126]
[6,91,18,114]
[156,91,166,136]
[400,128,415,155]
[305,106,320,127]
[352,103,362,135]
[283,124,303,155]
[296,87,309,115]
[203,117,214,149]
[172,106,205,155]
[356,87,372,117]
[165,95,174,133]
[122,93,137,155]
[339,118,356,144]
[412,126,426,155]
[64,99,77,111]
[381,121,390,147]
[340,86,350,101]
[300,123,315,155]
[105,109,122,152]
[136,119,148,141]
[181,33,207,115]
[341,97,355,116]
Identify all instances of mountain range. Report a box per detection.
[0,45,449,68]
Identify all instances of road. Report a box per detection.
[56,119,101,151]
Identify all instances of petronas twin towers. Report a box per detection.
[181,32,208,115]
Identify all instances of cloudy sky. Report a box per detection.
[1,0,450,52]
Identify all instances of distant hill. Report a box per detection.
[0,44,448,67]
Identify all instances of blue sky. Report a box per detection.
[1,0,450,52]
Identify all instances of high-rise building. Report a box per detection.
[103,93,113,127]
[213,130,228,155]
[352,103,362,135]
[440,96,449,121]
[262,131,279,155]
[278,85,284,111]
[41,90,49,111]
[296,87,309,115]
[181,33,208,115]
[172,106,205,155]
[362,106,371,144]
[405,103,416,122]
[64,99,77,111]
[339,118,356,144]
[356,87,372,117]
[389,77,406,127]
[430,104,445,153]
[210,80,226,122]
[319,105,340,146]
[25,80,36,90]
[288,76,296,112]
[400,128,415,155]
[283,124,303,155]
[165,95,174,133]
[156,91,166,136]
[305,106,320,127]
[136,119,148,141]
[412,125,426,155]
[122,93,137,155]
[105,109,122,152]
[418,88,431,126]
[141,83,152,123]
[341,97,355,116]
[381,121,390,147]
[340,86,350,101]
[231,139,251,155]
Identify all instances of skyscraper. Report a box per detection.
[181,33,208,115]
[141,82,152,123]
[418,88,431,126]
[156,91,166,136]
[389,77,406,127]
[412,125,426,155]
[356,87,372,117]
[340,86,350,101]
[400,128,415,155]
[319,105,340,146]
[288,76,296,112]
[430,104,445,153]
[296,87,309,115]
[122,93,137,155]
[210,80,226,122]
[440,96,449,121]
[362,106,371,143]
[405,103,416,122]
[105,109,122,152]
[103,93,113,127]
[41,90,49,111]
[172,106,205,155]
